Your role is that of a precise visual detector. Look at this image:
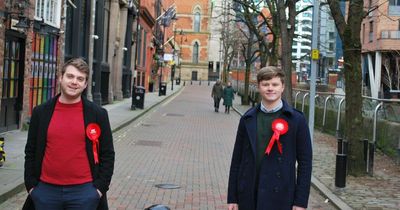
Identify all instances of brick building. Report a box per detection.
[361,0,400,98]
[174,0,210,81]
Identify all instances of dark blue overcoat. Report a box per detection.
[227,100,312,210]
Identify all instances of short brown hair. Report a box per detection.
[61,58,89,80]
[257,66,285,84]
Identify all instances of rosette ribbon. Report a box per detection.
[86,123,101,164]
[265,118,288,155]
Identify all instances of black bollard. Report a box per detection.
[335,137,347,188]
[199,80,201,85]
[337,138,343,154]
[208,81,210,86]
[183,81,185,86]
[368,142,375,176]
[363,139,369,164]
[335,154,347,188]
[190,80,192,85]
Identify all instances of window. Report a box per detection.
[193,42,199,64]
[103,5,110,62]
[362,23,365,43]
[389,0,400,15]
[329,43,334,51]
[194,12,201,32]
[35,0,62,27]
[142,31,147,66]
[389,0,400,6]
[137,27,142,66]
[329,32,335,40]
[369,21,374,42]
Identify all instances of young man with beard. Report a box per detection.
[23,58,115,210]
[227,66,312,210]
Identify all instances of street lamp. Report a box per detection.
[178,29,187,84]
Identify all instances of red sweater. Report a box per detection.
[40,99,92,185]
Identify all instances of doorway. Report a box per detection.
[0,32,25,132]
[191,71,198,81]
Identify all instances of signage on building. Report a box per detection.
[163,53,173,61]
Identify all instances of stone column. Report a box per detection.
[107,0,119,102]
[113,5,128,100]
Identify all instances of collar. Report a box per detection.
[243,100,294,119]
[260,100,283,113]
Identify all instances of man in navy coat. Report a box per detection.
[228,66,312,210]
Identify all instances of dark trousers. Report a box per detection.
[213,96,221,109]
[30,181,100,210]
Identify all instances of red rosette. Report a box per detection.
[86,123,101,164]
[265,118,289,155]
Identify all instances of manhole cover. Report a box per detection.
[135,140,162,147]
[144,204,171,210]
[155,184,181,189]
[165,113,184,117]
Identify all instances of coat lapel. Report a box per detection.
[243,105,259,158]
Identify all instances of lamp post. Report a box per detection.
[158,18,166,96]
[178,30,186,83]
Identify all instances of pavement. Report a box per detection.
[0,81,399,209]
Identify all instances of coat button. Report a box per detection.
[277,157,283,163]
[276,172,281,178]
[273,187,279,192]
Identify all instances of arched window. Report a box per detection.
[194,12,200,32]
[193,42,199,64]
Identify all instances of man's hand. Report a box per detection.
[228,203,238,210]
[292,206,306,210]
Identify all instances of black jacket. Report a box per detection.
[23,95,115,210]
[227,100,312,209]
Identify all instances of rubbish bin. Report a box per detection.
[176,78,180,85]
[159,82,167,96]
[131,86,145,110]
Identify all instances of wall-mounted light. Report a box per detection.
[122,47,128,51]
[92,35,99,40]
[1,0,33,30]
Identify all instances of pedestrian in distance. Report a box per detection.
[23,58,115,210]
[227,66,312,210]
[211,79,224,112]
[223,81,235,114]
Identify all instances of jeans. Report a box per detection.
[30,181,100,210]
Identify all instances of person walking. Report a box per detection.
[211,79,223,112]
[23,58,115,210]
[223,81,235,114]
[227,66,312,210]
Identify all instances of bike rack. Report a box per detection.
[302,93,309,112]
[336,97,345,138]
[322,95,333,128]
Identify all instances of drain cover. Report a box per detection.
[144,204,171,210]
[155,184,180,189]
[165,113,184,117]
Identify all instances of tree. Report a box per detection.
[327,0,366,175]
